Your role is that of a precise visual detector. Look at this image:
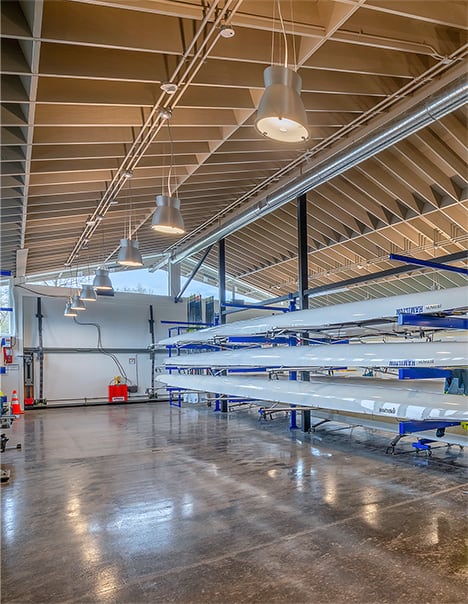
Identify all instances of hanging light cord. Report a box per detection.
[100,221,106,268]
[166,121,175,197]
[270,0,276,66]
[289,0,297,71]
[128,177,133,239]
[277,0,288,68]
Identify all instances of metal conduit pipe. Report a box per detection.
[158,50,466,262]
[169,73,467,265]
[65,0,239,267]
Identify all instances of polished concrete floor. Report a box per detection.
[1,402,467,603]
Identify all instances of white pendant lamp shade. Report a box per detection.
[152,195,185,235]
[117,238,143,267]
[255,66,310,143]
[64,300,77,317]
[93,268,113,290]
[79,284,97,301]
[70,294,86,311]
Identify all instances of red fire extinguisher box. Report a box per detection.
[108,384,128,402]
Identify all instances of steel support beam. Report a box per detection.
[218,239,226,325]
[398,314,468,329]
[223,301,286,312]
[168,262,181,299]
[303,251,468,298]
[228,251,468,309]
[227,335,291,344]
[399,420,461,436]
[175,245,213,302]
[398,368,452,380]
[302,410,311,433]
[297,194,310,433]
[149,305,156,396]
[389,253,468,275]
[218,238,228,412]
[288,336,298,430]
[36,297,44,402]
[297,194,309,312]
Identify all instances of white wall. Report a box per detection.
[36,351,170,402]
[2,284,276,405]
[22,287,187,347]
[10,286,187,403]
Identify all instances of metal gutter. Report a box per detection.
[169,71,467,265]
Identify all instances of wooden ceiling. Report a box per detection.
[1,0,467,301]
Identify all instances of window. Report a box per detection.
[0,275,14,336]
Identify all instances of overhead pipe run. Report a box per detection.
[168,73,467,265]
[65,0,243,268]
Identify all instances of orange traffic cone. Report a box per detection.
[11,390,24,415]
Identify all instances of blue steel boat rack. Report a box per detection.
[163,301,467,454]
[385,420,464,455]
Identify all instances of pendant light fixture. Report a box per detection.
[79,250,97,301]
[152,195,185,235]
[70,293,86,311]
[92,219,114,291]
[254,1,310,143]
[152,109,185,235]
[117,238,143,267]
[117,171,144,267]
[64,299,77,317]
[70,264,86,311]
[93,268,113,291]
[79,283,97,301]
[64,270,78,317]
